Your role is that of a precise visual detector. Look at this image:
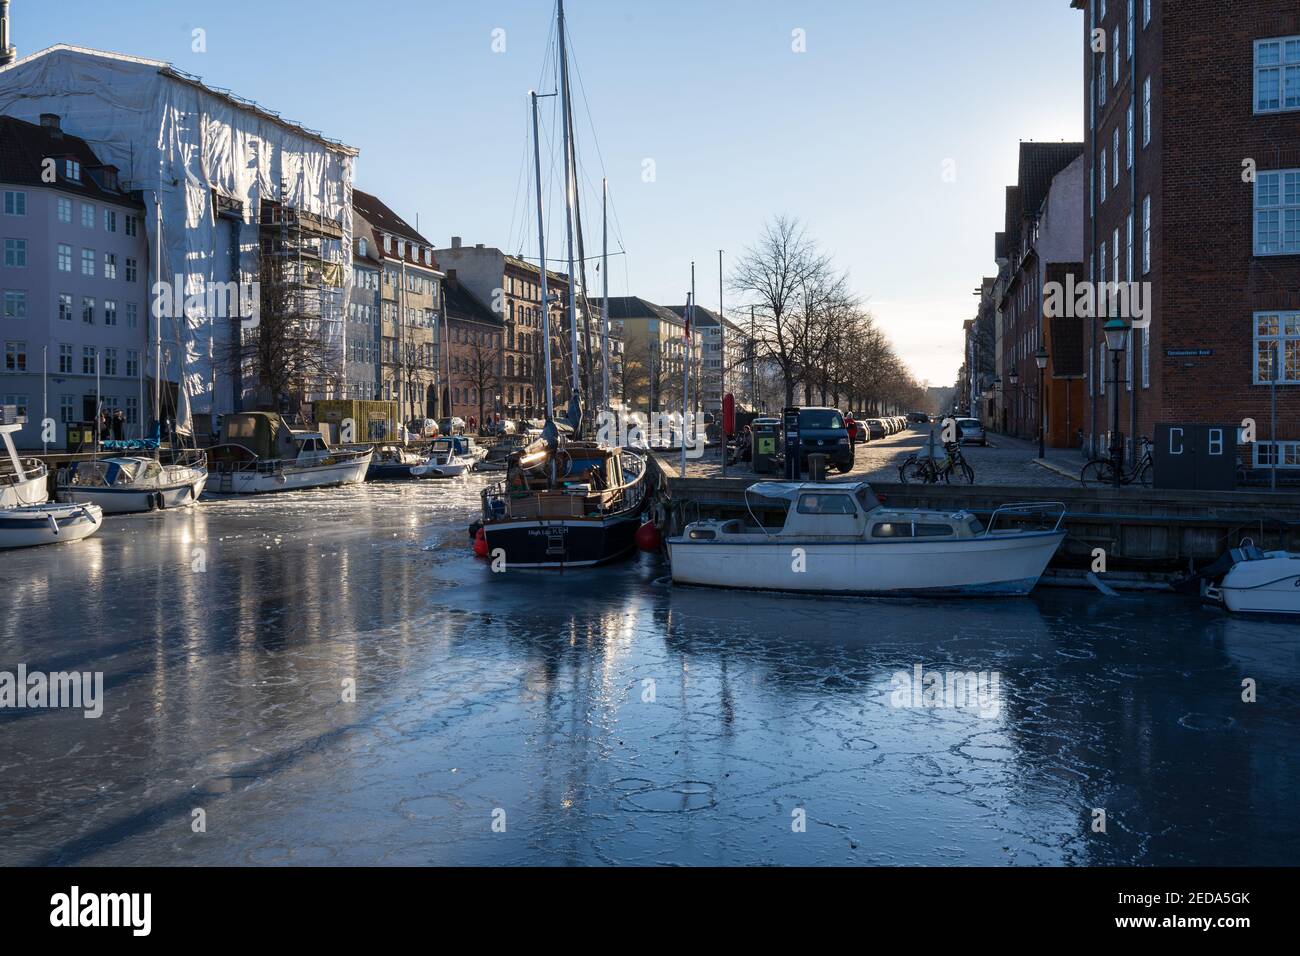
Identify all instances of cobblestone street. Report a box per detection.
[673,425,1083,487]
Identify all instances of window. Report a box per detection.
[383,235,392,254]
[1126,103,1134,169]
[1125,329,1133,392]
[1142,76,1151,146]
[82,296,95,324]
[4,190,26,215]
[1127,0,1134,59]
[1100,241,1107,284]
[124,215,137,237]
[3,290,26,319]
[1254,170,1300,255]
[1112,28,1120,85]
[81,248,95,276]
[126,396,138,426]
[914,524,955,538]
[58,293,73,322]
[1141,327,1149,389]
[104,347,117,375]
[65,160,81,182]
[126,350,139,377]
[3,238,26,267]
[104,299,117,326]
[1112,228,1120,287]
[1144,0,1150,28]
[125,258,138,282]
[1,394,27,419]
[57,243,72,271]
[58,344,72,374]
[1142,195,1152,273]
[1089,343,1095,398]
[1254,312,1300,385]
[82,347,96,375]
[1099,343,1107,395]
[3,340,25,371]
[1254,442,1300,469]
[1099,55,1107,107]
[60,395,75,423]
[1100,151,1107,203]
[57,197,72,223]
[1113,128,1121,187]
[103,209,117,233]
[80,203,94,228]
[358,237,367,257]
[1254,38,1300,113]
[126,302,138,328]
[103,253,117,280]
[1126,212,1134,281]
[871,522,914,539]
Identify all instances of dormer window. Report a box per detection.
[397,240,406,258]
[64,159,81,182]
[358,237,367,257]
[423,249,432,265]
[382,234,392,254]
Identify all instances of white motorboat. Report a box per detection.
[1,420,48,508]
[0,501,103,550]
[668,481,1067,597]
[414,436,483,478]
[1203,542,1300,616]
[206,412,373,495]
[56,453,207,514]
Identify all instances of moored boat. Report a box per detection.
[1,420,48,508]
[367,444,430,481]
[0,501,103,550]
[414,436,484,478]
[668,481,1066,597]
[1202,541,1300,616]
[206,411,374,495]
[56,453,207,514]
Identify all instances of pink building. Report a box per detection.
[0,113,150,447]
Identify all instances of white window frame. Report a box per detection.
[1126,103,1134,169]
[1253,441,1300,469]
[1100,151,1107,204]
[1142,76,1151,146]
[1253,311,1300,385]
[57,197,72,223]
[1113,128,1121,187]
[1253,37,1300,115]
[1142,195,1152,274]
[3,190,26,216]
[1112,28,1120,86]
[1254,169,1300,256]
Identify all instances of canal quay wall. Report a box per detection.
[647,453,1300,581]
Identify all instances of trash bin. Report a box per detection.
[752,421,781,474]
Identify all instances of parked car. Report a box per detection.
[406,417,438,439]
[438,416,467,436]
[956,417,988,446]
[864,419,887,440]
[795,407,854,473]
[845,414,868,444]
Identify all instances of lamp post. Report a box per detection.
[1103,317,1130,489]
[1008,368,1020,438]
[1035,345,1049,460]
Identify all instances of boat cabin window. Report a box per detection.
[871,522,913,538]
[797,493,856,515]
[914,523,955,537]
[967,518,985,535]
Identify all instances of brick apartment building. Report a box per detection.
[442,274,503,426]
[1074,0,1300,472]
[994,141,1085,447]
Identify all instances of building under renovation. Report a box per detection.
[0,44,358,432]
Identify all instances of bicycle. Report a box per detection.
[1080,437,1152,487]
[899,441,975,485]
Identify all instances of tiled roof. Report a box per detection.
[444,279,503,326]
[0,114,141,205]
[590,296,682,325]
[665,304,746,335]
[1016,141,1083,220]
[352,188,431,248]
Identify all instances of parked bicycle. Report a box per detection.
[1080,437,1153,487]
[899,441,975,485]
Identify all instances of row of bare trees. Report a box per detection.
[731,215,928,416]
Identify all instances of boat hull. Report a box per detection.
[214,454,372,495]
[59,473,207,514]
[1221,557,1300,615]
[482,513,642,569]
[667,531,1066,596]
[0,503,103,549]
[0,471,48,508]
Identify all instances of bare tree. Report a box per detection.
[236,267,335,413]
[459,324,500,428]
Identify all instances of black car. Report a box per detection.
[795,407,854,474]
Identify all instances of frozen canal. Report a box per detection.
[2,476,1297,866]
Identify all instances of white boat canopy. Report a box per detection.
[748,481,881,511]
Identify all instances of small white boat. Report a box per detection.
[57,453,207,514]
[1203,543,1300,616]
[414,436,483,478]
[0,501,103,550]
[208,432,372,495]
[668,481,1066,597]
[1,421,49,508]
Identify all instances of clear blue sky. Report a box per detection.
[13,0,1082,386]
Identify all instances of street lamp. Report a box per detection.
[1035,345,1049,460]
[1008,369,1019,437]
[1103,317,1130,489]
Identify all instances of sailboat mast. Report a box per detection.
[153,193,163,453]
[557,0,581,403]
[530,91,555,422]
[600,178,610,414]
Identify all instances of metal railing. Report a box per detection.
[983,501,1067,535]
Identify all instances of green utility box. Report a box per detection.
[752,421,781,474]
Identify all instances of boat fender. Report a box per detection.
[468,520,483,541]
[47,513,60,535]
[156,491,167,510]
[473,527,490,559]
[635,520,661,553]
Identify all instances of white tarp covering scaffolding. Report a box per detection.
[0,45,357,419]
